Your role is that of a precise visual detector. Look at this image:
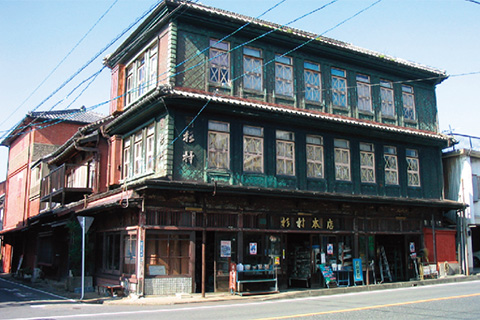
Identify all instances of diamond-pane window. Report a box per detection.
[243,48,263,91]
[304,62,321,103]
[384,146,398,185]
[275,55,293,97]
[357,74,372,112]
[332,68,347,108]
[360,142,375,183]
[209,40,230,86]
[406,148,420,187]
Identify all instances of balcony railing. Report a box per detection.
[40,163,93,207]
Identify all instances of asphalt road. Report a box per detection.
[1,277,480,319]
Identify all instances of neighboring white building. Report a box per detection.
[443,134,480,272]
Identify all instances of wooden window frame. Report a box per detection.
[334,139,351,181]
[275,55,294,97]
[304,61,322,103]
[384,146,399,185]
[360,142,375,183]
[276,130,295,176]
[209,39,231,86]
[243,125,264,173]
[332,68,348,108]
[243,47,263,91]
[357,74,372,113]
[306,135,324,179]
[208,120,230,170]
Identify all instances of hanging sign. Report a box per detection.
[410,242,415,253]
[353,258,363,282]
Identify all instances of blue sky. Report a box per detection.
[1,0,479,180]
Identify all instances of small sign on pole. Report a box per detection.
[77,216,94,300]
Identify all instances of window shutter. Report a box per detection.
[473,175,479,202]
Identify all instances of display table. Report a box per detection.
[235,268,278,296]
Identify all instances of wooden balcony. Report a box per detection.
[40,164,93,207]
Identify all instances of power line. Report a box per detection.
[465,0,480,5]
[0,0,120,128]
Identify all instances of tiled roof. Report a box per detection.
[27,108,104,124]
[164,0,446,77]
[170,87,450,142]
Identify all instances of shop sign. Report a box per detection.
[220,240,232,258]
[295,217,305,228]
[312,217,322,229]
[410,242,415,253]
[353,258,363,282]
[326,218,334,230]
[249,242,257,255]
[274,256,281,265]
[280,217,291,228]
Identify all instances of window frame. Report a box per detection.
[402,85,416,121]
[331,68,348,108]
[209,39,231,87]
[334,139,351,181]
[406,148,420,187]
[243,47,263,92]
[360,142,375,183]
[123,138,131,179]
[145,233,192,277]
[276,130,295,176]
[275,55,294,97]
[208,120,230,170]
[380,80,395,117]
[384,146,399,185]
[243,125,264,173]
[306,135,324,179]
[304,61,322,103]
[356,74,372,113]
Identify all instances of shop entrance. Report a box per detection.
[287,233,311,288]
[375,235,412,282]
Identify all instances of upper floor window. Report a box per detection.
[304,62,322,103]
[384,146,398,185]
[125,43,158,106]
[360,142,375,183]
[209,40,230,86]
[334,139,350,181]
[208,121,230,169]
[406,149,420,187]
[380,80,395,117]
[331,68,347,108]
[123,139,131,179]
[275,55,294,97]
[276,130,295,176]
[134,131,143,176]
[243,126,264,173]
[357,74,372,113]
[146,123,155,172]
[402,85,416,121]
[243,47,263,91]
[306,135,324,179]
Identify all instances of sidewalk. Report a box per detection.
[2,272,480,306]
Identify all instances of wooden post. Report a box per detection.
[202,229,206,298]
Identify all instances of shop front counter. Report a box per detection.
[234,265,279,296]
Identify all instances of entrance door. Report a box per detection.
[375,235,409,281]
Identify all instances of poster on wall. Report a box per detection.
[249,242,257,255]
[353,258,363,282]
[220,240,232,258]
[327,243,334,255]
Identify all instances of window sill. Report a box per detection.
[358,110,374,116]
[381,115,397,120]
[404,119,418,125]
[121,171,155,183]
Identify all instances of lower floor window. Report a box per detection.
[145,233,191,276]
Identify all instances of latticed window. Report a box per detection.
[402,85,416,121]
[306,135,324,179]
[380,80,395,117]
[332,68,347,108]
[334,139,350,181]
[276,130,295,176]
[357,74,372,112]
[208,121,230,169]
[145,233,191,276]
[243,126,264,173]
[360,142,375,183]
[209,40,230,86]
[137,55,146,96]
[149,46,158,89]
[384,146,398,185]
[275,55,293,97]
[304,62,321,103]
[406,149,420,187]
[243,47,263,91]
[146,123,155,172]
[125,66,133,105]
